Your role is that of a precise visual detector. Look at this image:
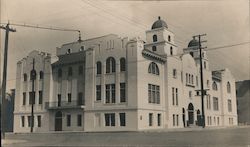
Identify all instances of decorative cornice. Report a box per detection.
[142,49,166,63]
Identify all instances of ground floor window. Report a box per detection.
[119,113,126,126]
[157,114,161,126]
[105,113,115,126]
[37,115,41,127]
[77,114,82,126]
[21,116,25,127]
[173,114,175,126]
[28,116,32,127]
[67,115,71,127]
[149,113,153,126]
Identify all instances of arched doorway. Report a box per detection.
[182,108,186,127]
[188,103,194,125]
[197,109,202,126]
[55,111,62,131]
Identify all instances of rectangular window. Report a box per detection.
[173,69,177,78]
[105,84,115,103]
[217,117,219,125]
[29,92,35,105]
[39,91,43,104]
[58,94,61,107]
[173,114,175,126]
[105,113,115,126]
[28,116,31,127]
[148,84,160,104]
[23,92,26,105]
[157,113,161,126]
[120,83,126,103]
[172,87,175,105]
[196,76,198,86]
[77,114,82,126]
[96,85,101,101]
[119,113,126,126]
[213,97,219,111]
[21,116,25,127]
[68,93,72,103]
[228,99,232,112]
[176,115,179,126]
[37,115,41,127]
[67,115,71,127]
[206,95,211,110]
[186,73,188,83]
[149,113,153,126]
[176,88,178,105]
[181,71,183,82]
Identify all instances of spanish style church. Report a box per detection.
[14,17,237,132]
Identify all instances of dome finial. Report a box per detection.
[158,16,161,20]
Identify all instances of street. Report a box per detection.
[3,126,250,147]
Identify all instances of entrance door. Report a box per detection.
[197,109,202,126]
[55,111,62,131]
[188,103,194,125]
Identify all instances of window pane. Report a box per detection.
[119,113,126,126]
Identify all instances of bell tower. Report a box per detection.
[144,16,177,56]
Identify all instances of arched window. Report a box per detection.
[153,35,158,42]
[152,46,157,51]
[23,74,27,81]
[106,57,116,73]
[39,71,44,79]
[58,68,62,78]
[170,46,173,55]
[148,62,159,75]
[67,49,71,54]
[168,35,171,42]
[120,58,126,72]
[96,61,102,74]
[227,82,231,93]
[212,82,218,91]
[68,67,73,76]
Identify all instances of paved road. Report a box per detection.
[3,126,250,147]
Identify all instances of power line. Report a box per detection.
[205,41,250,51]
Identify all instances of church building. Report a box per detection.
[13,17,238,133]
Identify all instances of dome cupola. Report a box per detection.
[151,16,168,30]
[188,37,200,48]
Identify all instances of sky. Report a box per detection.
[0,0,249,90]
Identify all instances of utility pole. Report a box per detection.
[30,58,36,133]
[0,23,16,140]
[193,34,207,128]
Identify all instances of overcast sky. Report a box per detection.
[1,0,249,90]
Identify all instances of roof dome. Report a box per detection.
[188,37,200,48]
[151,16,168,30]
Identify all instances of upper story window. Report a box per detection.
[173,69,177,78]
[148,62,159,75]
[23,73,27,81]
[153,35,158,42]
[204,61,207,69]
[68,67,73,76]
[170,46,173,55]
[120,58,126,72]
[227,82,231,93]
[168,35,171,42]
[212,82,218,91]
[106,57,116,73]
[80,46,84,51]
[58,68,62,78]
[96,61,102,75]
[67,49,71,54]
[39,71,44,79]
[78,65,83,75]
[152,46,157,51]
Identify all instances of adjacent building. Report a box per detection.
[14,17,238,133]
[236,80,250,125]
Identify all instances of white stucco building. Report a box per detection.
[14,17,237,133]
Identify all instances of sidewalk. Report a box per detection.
[2,139,26,145]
